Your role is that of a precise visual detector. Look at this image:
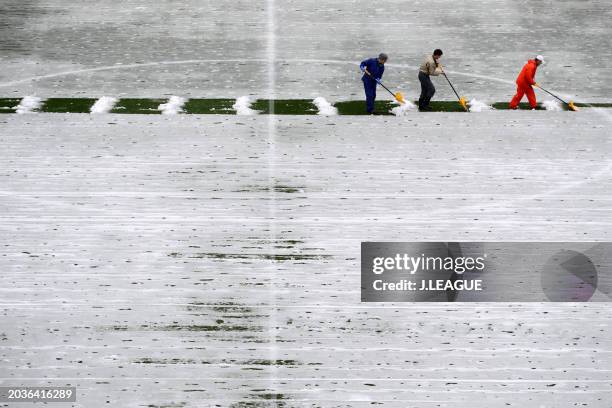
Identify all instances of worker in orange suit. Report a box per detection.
[509,55,544,110]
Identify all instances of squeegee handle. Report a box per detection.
[442,72,462,101]
[377,80,397,98]
[534,84,568,104]
[364,71,396,98]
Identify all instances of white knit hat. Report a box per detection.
[536,55,544,63]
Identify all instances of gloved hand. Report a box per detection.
[533,83,540,87]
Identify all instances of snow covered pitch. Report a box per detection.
[1,1,611,407]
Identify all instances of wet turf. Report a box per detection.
[112,98,166,114]
[0,98,23,113]
[1,97,605,114]
[184,98,235,114]
[251,99,318,115]
[42,98,98,113]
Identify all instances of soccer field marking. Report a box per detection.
[418,161,612,219]
[0,59,267,88]
[0,57,589,110]
[0,60,576,104]
[359,105,612,219]
[266,0,280,393]
[0,58,520,89]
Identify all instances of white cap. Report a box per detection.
[536,55,544,63]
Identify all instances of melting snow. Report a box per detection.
[390,99,416,116]
[15,96,43,114]
[542,100,563,111]
[158,96,187,115]
[90,96,118,114]
[313,97,338,115]
[233,96,258,115]
[468,99,493,112]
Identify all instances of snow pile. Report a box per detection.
[468,99,493,112]
[158,96,187,115]
[15,96,43,114]
[233,96,258,115]
[313,97,338,115]
[542,100,562,111]
[90,96,117,114]
[390,100,416,116]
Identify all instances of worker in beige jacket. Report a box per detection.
[418,49,444,111]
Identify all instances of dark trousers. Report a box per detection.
[363,79,377,113]
[418,71,435,109]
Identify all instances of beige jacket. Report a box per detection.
[419,55,443,76]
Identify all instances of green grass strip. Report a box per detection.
[42,98,97,113]
[0,98,22,113]
[335,100,477,114]
[111,98,166,114]
[251,99,319,115]
[335,100,396,115]
[492,102,547,110]
[573,102,612,108]
[184,98,235,114]
[2,97,610,114]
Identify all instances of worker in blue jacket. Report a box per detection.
[360,53,388,114]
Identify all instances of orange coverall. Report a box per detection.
[510,59,539,109]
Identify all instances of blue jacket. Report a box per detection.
[360,57,384,84]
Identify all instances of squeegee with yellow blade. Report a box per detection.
[366,72,406,105]
[442,71,469,112]
[534,84,579,111]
